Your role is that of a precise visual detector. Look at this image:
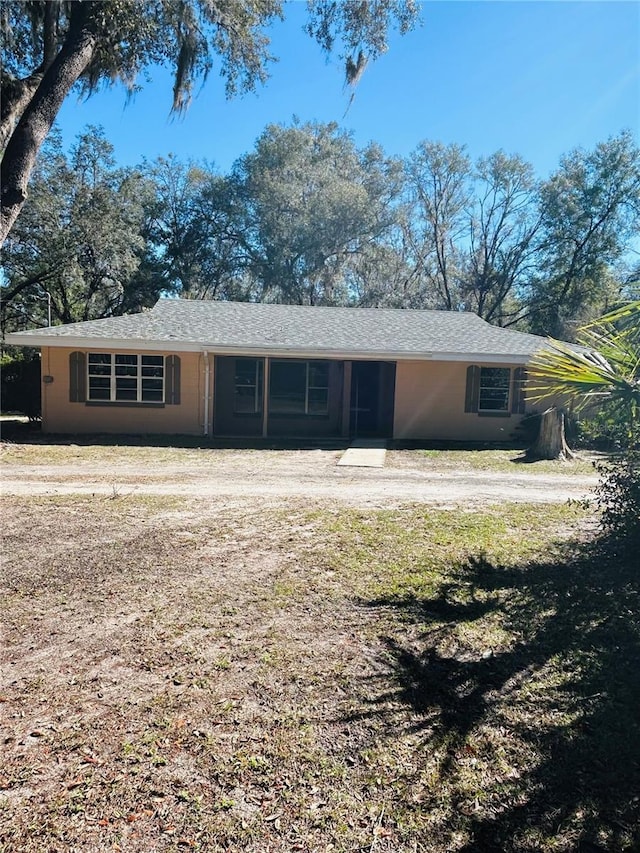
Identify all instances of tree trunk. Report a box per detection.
[527,407,576,461]
[0,3,58,150]
[0,3,99,246]
[1,74,45,152]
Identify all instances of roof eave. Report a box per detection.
[4,333,536,363]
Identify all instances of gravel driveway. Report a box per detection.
[0,447,599,508]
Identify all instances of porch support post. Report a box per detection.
[203,351,210,437]
[262,357,270,438]
[341,361,352,438]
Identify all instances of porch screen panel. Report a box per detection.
[234,358,263,414]
[269,361,330,416]
[307,362,329,414]
[270,362,306,414]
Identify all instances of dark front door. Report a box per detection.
[349,361,396,438]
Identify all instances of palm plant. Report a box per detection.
[528,301,640,542]
[527,300,640,445]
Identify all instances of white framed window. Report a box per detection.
[269,360,329,415]
[478,367,511,412]
[87,353,164,403]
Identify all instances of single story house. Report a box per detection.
[5,299,555,442]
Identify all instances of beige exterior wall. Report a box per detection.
[40,348,535,442]
[393,360,527,442]
[41,347,208,435]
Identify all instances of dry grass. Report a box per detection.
[2,487,638,852]
[0,439,272,467]
[1,437,600,476]
[387,448,600,476]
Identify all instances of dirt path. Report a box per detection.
[0,450,599,507]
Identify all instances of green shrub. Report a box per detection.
[594,451,640,547]
[0,352,41,419]
[575,399,637,451]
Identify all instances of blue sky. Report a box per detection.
[55,0,639,178]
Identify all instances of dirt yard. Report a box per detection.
[0,443,600,507]
[4,443,636,853]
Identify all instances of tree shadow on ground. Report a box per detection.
[353,538,640,852]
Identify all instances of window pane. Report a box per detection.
[308,388,328,414]
[89,377,110,400]
[116,363,137,376]
[235,358,258,383]
[142,378,163,392]
[308,362,329,388]
[142,388,163,402]
[88,353,111,376]
[90,377,110,389]
[479,367,510,411]
[116,377,137,401]
[480,367,510,386]
[234,358,262,414]
[142,365,163,377]
[235,387,258,413]
[270,362,306,414]
[142,356,163,382]
[116,377,137,389]
[116,355,137,366]
[479,388,509,410]
[142,372,163,402]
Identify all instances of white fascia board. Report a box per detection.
[5,333,535,364]
[231,348,534,364]
[430,351,534,364]
[4,334,205,351]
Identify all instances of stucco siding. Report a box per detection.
[40,348,536,441]
[393,360,526,442]
[41,347,205,435]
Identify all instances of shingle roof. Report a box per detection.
[5,298,552,362]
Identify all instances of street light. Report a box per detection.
[33,290,52,327]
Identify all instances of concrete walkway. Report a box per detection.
[336,439,387,468]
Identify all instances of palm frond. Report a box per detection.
[582,300,640,342]
[527,301,640,410]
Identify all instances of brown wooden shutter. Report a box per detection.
[69,351,86,402]
[165,355,181,404]
[511,367,527,414]
[464,365,480,413]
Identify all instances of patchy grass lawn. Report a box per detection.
[0,439,272,467]
[1,493,638,853]
[387,448,600,476]
[1,438,601,477]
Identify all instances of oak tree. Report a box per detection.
[527,131,640,338]
[1,126,156,332]
[0,0,419,244]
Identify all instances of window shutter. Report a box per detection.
[166,355,181,404]
[464,365,480,413]
[69,351,86,402]
[511,367,527,414]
